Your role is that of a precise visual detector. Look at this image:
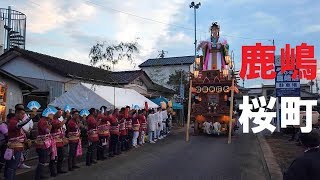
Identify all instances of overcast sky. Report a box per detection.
[1,0,319,88]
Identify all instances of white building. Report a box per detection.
[139,56,195,88]
[0,48,173,109]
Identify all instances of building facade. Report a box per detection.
[139,56,195,89]
[0,48,173,109]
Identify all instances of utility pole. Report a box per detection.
[187,1,201,142]
[113,62,116,109]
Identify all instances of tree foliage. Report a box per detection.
[89,40,139,69]
[167,70,189,93]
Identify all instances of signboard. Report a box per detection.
[195,85,230,94]
[179,84,184,99]
[275,56,300,97]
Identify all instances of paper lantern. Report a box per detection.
[194,70,199,78]
[168,100,173,108]
[222,68,229,77]
[195,115,205,123]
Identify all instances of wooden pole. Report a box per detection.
[186,79,193,142]
[228,74,235,144]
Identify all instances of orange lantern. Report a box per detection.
[195,115,205,123]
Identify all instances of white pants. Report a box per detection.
[156,129,161,138]
[139,131,145,144]
[148,131,154,142]
[132,131,139,146]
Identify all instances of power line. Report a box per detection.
[82,0,273,41]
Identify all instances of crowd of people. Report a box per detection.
[0,103,173,180]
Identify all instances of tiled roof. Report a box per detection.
[111,70,143,84]
[0,48,116,84]
[0,49,173,94]
[139,56,195,67]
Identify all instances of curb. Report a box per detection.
[257,134,283,180]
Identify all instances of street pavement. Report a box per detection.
[36,129,270,180]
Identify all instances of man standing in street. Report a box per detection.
[132,111,140,148]
[50,108,67,175]
[5,105,32,180]
[67,110,81,171]
[109,109,120,157]
[139,110,147,146]
[86,108,99,166]
[147,109,155,143]
[97,109,110,160]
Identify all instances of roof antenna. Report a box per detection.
[158,50,168,58]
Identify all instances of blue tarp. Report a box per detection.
[150,96,183,110]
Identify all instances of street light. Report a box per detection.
[186,1,201,142]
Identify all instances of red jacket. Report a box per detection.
[132,117,140,131]
[110,115,120,135]
[51,118,63,134]
[86,115,99,142]
[118,113,127,136]
[51,118,64,147]
[38,118,50,136]
[7,117,24,139]
[7,117,26,151]
[138,114,147,132]
[67,118,80,143]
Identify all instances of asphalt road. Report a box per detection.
[42,129,270,180]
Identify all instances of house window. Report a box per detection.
[136,78,143,86]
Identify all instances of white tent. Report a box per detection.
[49,83,113,110]
[49,83,158,110]
[82,83,158,109]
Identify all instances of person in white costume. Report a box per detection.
[202,121,212,134]
[147,109,156,143]
[161,109,168,138]
[155,108,163,140]
[197,22,230,71]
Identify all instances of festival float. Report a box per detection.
[0,82,7,122]
[191,22,238,135]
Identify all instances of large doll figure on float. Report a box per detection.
[197,22,230,71]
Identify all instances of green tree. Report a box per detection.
[167,70,189,98]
